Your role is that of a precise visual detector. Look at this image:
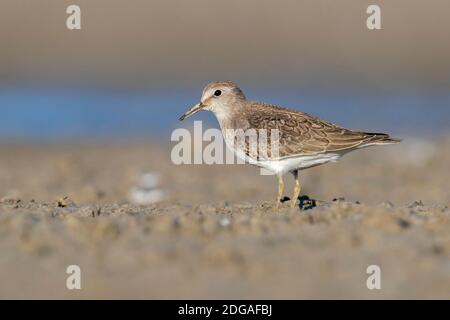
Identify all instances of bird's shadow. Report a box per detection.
[281,195,317,210]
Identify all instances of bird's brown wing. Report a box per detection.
[242,102,398,159]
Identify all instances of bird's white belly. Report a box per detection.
[253,153,341,174]
[255,153,341,174]
[221,130,342,175]
[228,144,341,174]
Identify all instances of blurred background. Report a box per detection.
[1,0,450,206]
[2,0,450,300]
[0,0,449,141]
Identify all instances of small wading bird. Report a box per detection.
[179,81,400,209]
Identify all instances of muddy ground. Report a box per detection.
[0,137,449,299]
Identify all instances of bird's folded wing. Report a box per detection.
[243,103,396,159]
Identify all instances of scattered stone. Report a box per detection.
[218,215,231,228]
[397,218,411,229]
[431,244,445,255]
[0,197,21,205]
[381,201,394,208]
[56,196,75,208]
[197,204,216,215]
[172,217,182,229]
[129,171,165,205]
[409,200,424,208]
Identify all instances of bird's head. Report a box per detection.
[179,81,246,121]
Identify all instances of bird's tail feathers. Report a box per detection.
[361,132,402,147]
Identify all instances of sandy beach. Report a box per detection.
[1,0,449,301]
[1,137,449,299]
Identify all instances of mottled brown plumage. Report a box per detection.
[180,81,400,209]
[237,101,400,159]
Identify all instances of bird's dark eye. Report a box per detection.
[214,90,222,97]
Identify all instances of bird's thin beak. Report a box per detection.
[179,102,205,121]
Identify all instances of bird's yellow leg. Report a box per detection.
[290,170,301,208]
[275,175,284,209]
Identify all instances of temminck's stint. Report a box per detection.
[180,81,400,209]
